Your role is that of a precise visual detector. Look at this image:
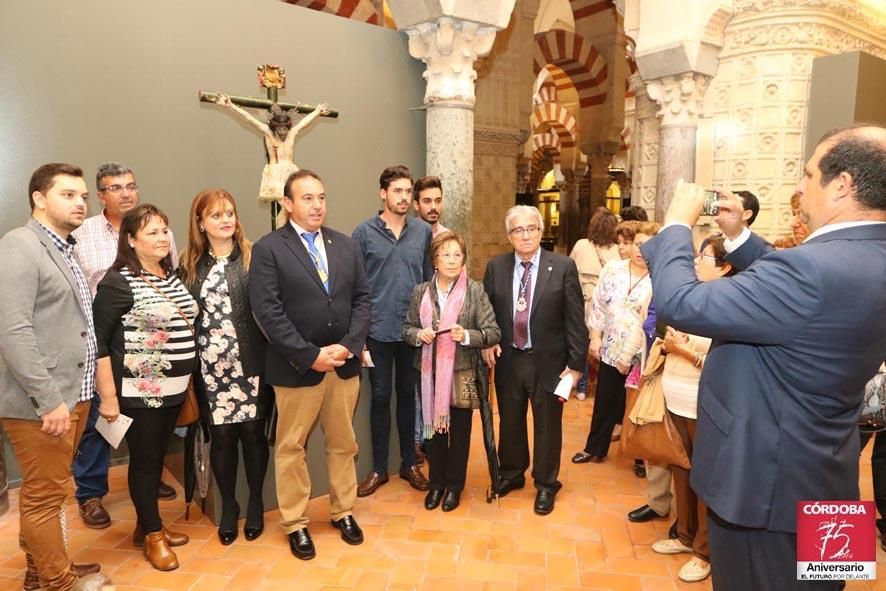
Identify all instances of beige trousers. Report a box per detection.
[274,373,360,532]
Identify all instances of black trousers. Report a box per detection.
[124,405,180,534]
[497,349,563,492]
[584,361,627,457]
[707,509,843,591]
[425,406,473,493]
[367,338,418,474]
[860,431,886,533]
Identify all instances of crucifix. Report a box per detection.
[199,64,338,228]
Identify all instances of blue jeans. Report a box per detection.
[72,395,110,502]
[367,338,417,474]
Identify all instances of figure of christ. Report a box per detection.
[212,93,331,204]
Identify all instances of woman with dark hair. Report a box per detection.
[402,232,500,512]
[93,204,197,571]
[649,233,736,584]
[569,207,620,399]
[572,220,659,464]
[179,189,269,546]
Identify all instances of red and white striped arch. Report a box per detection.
[534,79,558,105]
[569,0,613,23]
[533,29,608,108]
[530,103,577,149]
[283,0,380,25]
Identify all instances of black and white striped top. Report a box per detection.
[93,267,198,409]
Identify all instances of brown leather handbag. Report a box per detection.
[619,340,691,469]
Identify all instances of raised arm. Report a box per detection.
[284,103,331,151]
[213,93,274,139]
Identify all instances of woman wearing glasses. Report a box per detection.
[178,189,269,546]
[572,220,659,464]
[649,233,736,583]
[402,232,500,512]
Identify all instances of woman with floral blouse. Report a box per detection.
[571,220,660,464]
[179,189,269,547]
[93,204,197,571]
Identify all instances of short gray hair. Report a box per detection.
[96,162,135,189]
[504,205,545,234]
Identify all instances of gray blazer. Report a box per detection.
[403,278,501,371]
[0,219,90,420]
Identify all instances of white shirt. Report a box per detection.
[289,220,328,271]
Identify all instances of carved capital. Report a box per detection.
[405,17,501,105]
[646,72,711,128]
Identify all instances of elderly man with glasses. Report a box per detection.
[482,205,588,515]
[70,163,179,531]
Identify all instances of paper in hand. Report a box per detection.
[554,373,574,402]
[362,350,375,368]
[95,414,133,449]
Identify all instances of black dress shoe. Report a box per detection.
[424,489,444,510]
[288,528,316,560]
[534,490,555,515]
[495,479,525,498]
[627,504,666,523]
[441,491,460,512]
[244,524,264,541]
[218,528,237,546]
[571,451,603,464]
[331,515,363,545]
[157,481,177,501]
[668,520,678,539]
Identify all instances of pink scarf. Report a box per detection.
[419,269,468,437]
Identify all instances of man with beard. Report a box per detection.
[352,165,433,496]
[412,175,448,236]
[0,163,110,590]
[71,163,178,530]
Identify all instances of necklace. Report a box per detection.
[626,265,649,300]
[209,245,233,260]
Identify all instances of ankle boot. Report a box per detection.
[133,524,189,548]
[143,530,179,571]
[24,554,102,591]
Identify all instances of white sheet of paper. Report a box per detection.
[554,373,574,401]
[95,414,133,449]
[362,350,375,368]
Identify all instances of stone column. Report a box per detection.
[391,1,517,240]
[578,170,593,229]
[646,72,711,222]
[558,169,582,251]
[629,73,660,218]
[587,153,612,214]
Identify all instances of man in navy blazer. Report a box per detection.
[641,125,886,590]
[250,169,371,561]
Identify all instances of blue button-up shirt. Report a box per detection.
[352,214,433,342]
[512,249,541,349]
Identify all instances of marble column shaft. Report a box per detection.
[654,126,697,222]
[427,103,474,237]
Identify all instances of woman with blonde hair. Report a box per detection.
[179,189,269,546]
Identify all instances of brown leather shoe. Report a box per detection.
[356,471,389,497]
[72,573,113,591]
[414,442,426,466]
[24,555,102,591]
[133,524,190,548]
[399,465,430,491]
[78,497,111,529]
[143,530,179,571]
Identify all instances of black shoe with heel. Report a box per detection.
[217,502,239,546]
[244,496,264,541]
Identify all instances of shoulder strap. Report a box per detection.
[138,273,195,336]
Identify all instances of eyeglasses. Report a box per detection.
[99,183,139,194]
[695,253,719,263]
[508,225,540,236]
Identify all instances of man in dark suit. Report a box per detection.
[641,125,886,590]
[482,205,588,515]
[250,169,372,561]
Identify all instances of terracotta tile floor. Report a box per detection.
[2,396,884,590]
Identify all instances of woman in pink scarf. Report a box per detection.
[402,232,500,512]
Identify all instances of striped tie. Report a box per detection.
[302,232,329,293]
